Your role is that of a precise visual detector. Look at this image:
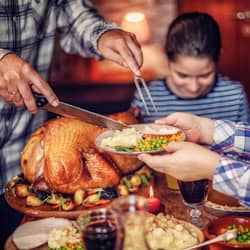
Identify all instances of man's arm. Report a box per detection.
[56,0,142,75]
[212,120,250,160]
[213,157,250,208]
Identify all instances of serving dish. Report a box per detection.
[204,216,250,249]
[95,123,185,156]
[205,185,250,217]
[4,167,153,219]
[5,237,47,250]
[205,200,250,217]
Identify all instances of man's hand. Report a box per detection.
[138,141,220,181]
[0,53,58,113]
[98,29,143,76]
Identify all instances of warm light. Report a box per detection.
[124,12,145,23]
[121,11,151,43]
[149,185,154,197]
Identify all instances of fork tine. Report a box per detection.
[134,77,150,115]
[135,76,158,112]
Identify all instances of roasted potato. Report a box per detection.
[117,184,129,196]
[130,175,141,187]
[74,188,86,206]
[15,184,29,198]
[26,195,43,206]
[46,193,63,205]
[62,199,74,211]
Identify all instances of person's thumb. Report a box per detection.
[137,153,152,164]
[164,141,185,153]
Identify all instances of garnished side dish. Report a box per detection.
[222,224,250,244]
[48,226,84,250]
[100,127,184,153]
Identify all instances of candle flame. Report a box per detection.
[149,185,154,197]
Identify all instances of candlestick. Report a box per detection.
[147,186,161,213]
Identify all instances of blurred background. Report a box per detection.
[49,0,250,114]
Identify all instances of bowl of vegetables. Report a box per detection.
[204,216,250,248]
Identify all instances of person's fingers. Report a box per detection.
[30,84,41,93]
[22,64,59,106]
[138,153,153,165]
[12,92,23,105]
[163,141,183,153]
[125,34,143,69]
[138,153,168,174]
[17,81,38,113]
[1,89,13,103]
[114,42,141,76]
[155,115,177,126]
[102,47,129,68]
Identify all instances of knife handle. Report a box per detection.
[33,92,48,107]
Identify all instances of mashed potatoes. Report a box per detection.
[101,128,143,148]
[124,213,200,250]
[145,213,199,250]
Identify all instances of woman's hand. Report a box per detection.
[98,29,143,76]
[0,53,58,113]
[155,112,214,145]
[138,141,220,181]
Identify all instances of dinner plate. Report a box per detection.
[204,200,250,217]
[95,123,185,156]
[5,236,47,250]
[205,185,250,217]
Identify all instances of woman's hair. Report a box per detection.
[165,12,221,63]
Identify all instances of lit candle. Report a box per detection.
[147,186,161,213]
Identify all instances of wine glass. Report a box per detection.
[111,195,149,250]
[77,207,124,250]
[178,179,209,228]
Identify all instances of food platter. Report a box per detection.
[4,190,86,219]
[4,185,151,219]
[95,123,185,156]
[4,167,153,219]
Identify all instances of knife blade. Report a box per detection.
[33,93,127,130]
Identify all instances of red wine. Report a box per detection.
[178,179,208,205]
[84,220,120,250]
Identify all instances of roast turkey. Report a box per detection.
[21,110,143,194]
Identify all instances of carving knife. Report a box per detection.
[33,93,127,130]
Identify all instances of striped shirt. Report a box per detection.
[131,76,250,123]
[212,120,250,207]
[0,0,116,193]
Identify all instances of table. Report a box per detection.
[5,173,230,250]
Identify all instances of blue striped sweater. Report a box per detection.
[131,75,250,123]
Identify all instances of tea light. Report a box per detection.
[147,186,161,213]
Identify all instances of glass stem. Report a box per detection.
[190,207,201,218]
[189,207,202,226]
